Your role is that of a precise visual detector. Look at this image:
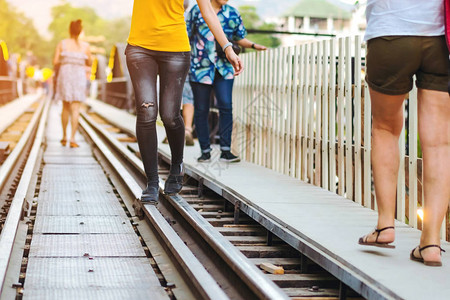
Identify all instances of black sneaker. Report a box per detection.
[197,152,211,162]
[164,163,184,195]
[141,184,159,204]
[220,151,240,163]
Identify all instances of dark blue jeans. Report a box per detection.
[125,44,190,184]
[191,73,234,153]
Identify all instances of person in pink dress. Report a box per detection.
[53,19,92,148]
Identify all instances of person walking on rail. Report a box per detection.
[53,19,92,148]
[358,0,450,267]
[187,0,266,163]
[126,0,243,204]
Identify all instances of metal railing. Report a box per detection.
[102,43,134,112]
[0,40,18,104]
[232,36,448,240]
[0,76,18,105]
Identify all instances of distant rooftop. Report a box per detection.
[283,0,352,20]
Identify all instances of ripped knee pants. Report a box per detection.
[125,44,190,182]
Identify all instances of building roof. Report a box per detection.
[283,0,352,20]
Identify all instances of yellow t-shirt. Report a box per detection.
[128,0,190,52]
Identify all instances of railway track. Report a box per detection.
[80,108,364,300]
[0,96,48,299]
[0,96,44,235]
[0,98,43,220]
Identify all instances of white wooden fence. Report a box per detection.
[232,36,448,240]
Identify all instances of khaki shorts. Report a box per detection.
[366,35,449,95]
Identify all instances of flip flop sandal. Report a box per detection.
[358,226,395,248]
[60,139,67,146]
[410,245,445,267]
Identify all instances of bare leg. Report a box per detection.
[183,103,194,131]
[363,88,406,243]
[183,103,195,146]
[61,101,70,141]
[412,89,450,263]
[69,101,81,143]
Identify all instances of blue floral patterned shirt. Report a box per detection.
[186,4,247,84]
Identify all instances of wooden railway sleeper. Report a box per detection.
[339,281,348,300]
[300,253,308,273]
[197,178,204,198]
[267,230,274,246]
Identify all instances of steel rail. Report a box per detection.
[0,96,45,197]
[0,97,51,294]
[80,111,290,300]
[79,115,229,300]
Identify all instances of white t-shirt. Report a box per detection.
[364,0,445,41]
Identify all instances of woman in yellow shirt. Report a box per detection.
[126,0,242,204]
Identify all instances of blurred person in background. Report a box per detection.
[187,0,266,163]
[53,19,92,148]
[41,67,53,96]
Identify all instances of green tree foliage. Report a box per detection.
[239,6,260,28]
[0,0,50,65]
[239,5,281,50]
[0,0,131,67]
[101,17,132,53]
[48,2,131,58]
[49,3,100,45]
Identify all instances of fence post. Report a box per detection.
[329,39,337,193]
[337,38,345,196]
[345,37,353,200]
[397,102,406,223]
[408,87,418,228]
[354,35,363,205]
[321,40,329,190]
[290,45,300,178]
